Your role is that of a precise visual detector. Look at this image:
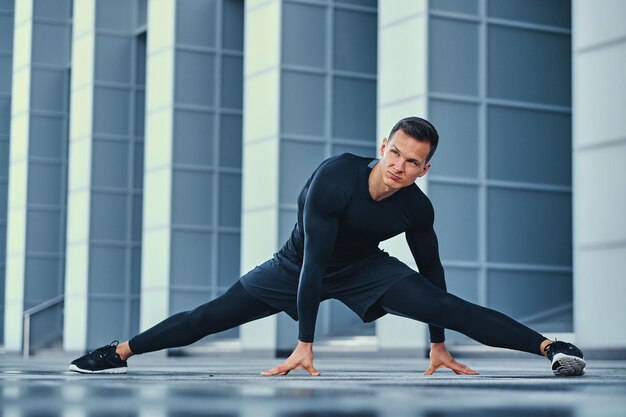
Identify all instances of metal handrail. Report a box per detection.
[22,294,64,359]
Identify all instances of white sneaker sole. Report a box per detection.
[68,364,127,374]
[551,353,586,376]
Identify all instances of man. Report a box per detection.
[69,117,586,377]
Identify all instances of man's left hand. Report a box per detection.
[424,342,479,375]
[261,341,321,376]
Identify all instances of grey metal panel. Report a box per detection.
[87,299,127,347]
[25,257,60,301]
[488,26,571,106]
[29,115,64,159]
[334,9,377,74]
[32,22,71,66]
[176,0,217,47]
[281,71,326,137]
[89,245,127,295]
[138,0,147,27]
[0,55,12,92]
[222,0,243,51]
[278,139,325,204]
[96,0,134,31]
[133,142,144,188]
[172,170,214,226]
[31,69,67,112]
[487,188,572,266]
[218,173,241,227]
[0,98,9,136]
[428,99,480,178]
[132,194,143,241]
[0,15,14,51]
[221,55,243,109]
[0,226,5,261]
[282,2,327,69]
[173,110,214,165]
[27,210,62,253]
[27,162,63,205]
[217,232,240,286]
[487,269,572,319]
[487,106,571,185]
[90,192,129,241]
[33,0,72,20]
[487,0,571,28]
[94,87,131,135]
[171,230,213,286]
[131,248,142,293]
[219,114,242,168]
[332,77,376,142]
[169,289,213,314]
[92,139,129,188]
[331,143,375,157]
[175,50,216,107]
[429,17,479,96]
[135,91,145,136]
[0,141,8,173]
[135,34,146,85]
[429,183,479,262]
[0,183,6,218]
[95,35,133,84]
[335,0,376,8]
[431,0,479,15]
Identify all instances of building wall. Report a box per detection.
[573,0,626,348]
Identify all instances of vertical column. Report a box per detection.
[573,0,626,348]
[240,0,282,351]
[375,0,429,351]
[0,0,15,345]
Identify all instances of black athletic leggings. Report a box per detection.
[129,277,545,356]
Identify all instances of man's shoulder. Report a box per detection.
[317,153,371,172]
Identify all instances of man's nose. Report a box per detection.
[394,160,405,172]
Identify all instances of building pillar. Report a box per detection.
[573,0,626,349]
[375,0,429,352]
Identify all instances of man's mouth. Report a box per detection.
[388,171,401,182]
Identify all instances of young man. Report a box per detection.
[69,117,586,377]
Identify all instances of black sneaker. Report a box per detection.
[545,340,586,376]
[68,341,128,374]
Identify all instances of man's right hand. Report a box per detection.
[261,341,321,376]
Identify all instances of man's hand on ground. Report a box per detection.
[424,342,479,375]
[261,341,321,376]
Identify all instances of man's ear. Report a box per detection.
[416,162,432,178]
[380,137,388,157]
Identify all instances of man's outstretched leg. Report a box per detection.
[376,275,585,376]
[68,281,279,374]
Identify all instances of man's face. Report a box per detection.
[378,130,432,190]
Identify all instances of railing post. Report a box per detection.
[23,314,30,359]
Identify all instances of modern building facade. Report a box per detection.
[1,0,624,355]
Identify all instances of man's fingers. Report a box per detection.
[305,364,321,376]
[261,363,290,376]
[423,365,439,375]
[449,361,480,375]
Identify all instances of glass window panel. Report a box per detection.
[219,114,242,169]
[25,257,60,300]
[332,143,376,158]
[0,15,14,51]
[488,106,571,185]
[429,183,479,262]
[134,142,144,189]
[488,0,571,28]
[175,50,216,107]
[138,0,147,27]
[335,0,377,8]
[429,17,479,96]
[444,267,480,304]
[0,56,12,93]
[27,162,63,205]
[279,140,325,205]
[90,245,127,295]
[87,299,126,348]
[283,2,327,69]
[96,0,133,31]
[94,87,131,135]
[487,270,572,320]
[221,55,243,109]
[95,35,132,83]
[430,0,479,15]
[90,192,129,241]
[0,97,10,135]
[222,0,243,51]
[132,194,143,242]
[279,208,297,248]
[27,210,61,253]
[488,26,571,106]
[172,170,213,226]
[173,110,214,165]
[131,248,142,294]
[31,69,67,112]
[176,0,217,47]
[169,289,213,314]
[130,299,140,335]
[218,232,240,286]
[281,71,326,137]
[0,182,6,219]
[0,226,6,261]
[487,188,572,265]
[136,34,147,85]
[38,21,69,80]
[428,99,479,178]
[218,173,241,227]
[332,77,376,142]
[334,9,377,74]
[29,115,64,159]
[0,141,9,175]
[170,230,212,286]
[92,139,129,189]
[34,0,72,19]
[135,90,145,136]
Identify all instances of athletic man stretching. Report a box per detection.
[69,117,586,377]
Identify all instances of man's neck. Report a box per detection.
[368,163,399,202]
